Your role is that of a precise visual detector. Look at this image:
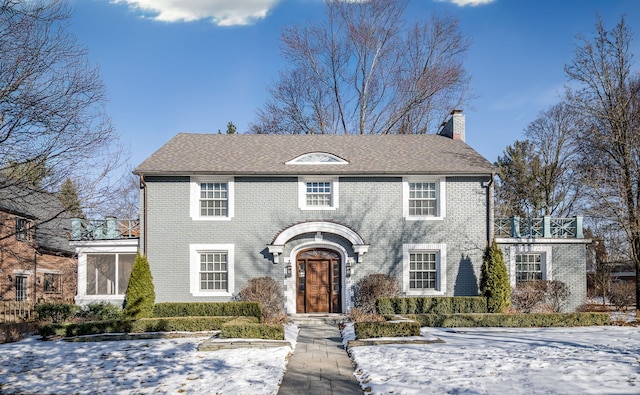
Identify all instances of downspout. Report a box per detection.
[140,173,148,256]
[33,249,37,303]
[486,174,495,244]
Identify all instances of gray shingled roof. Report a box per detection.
[0,180,73,255]
[134,134,495,176]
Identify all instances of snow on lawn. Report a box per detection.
[0,325,298,395]
[345,324,640,395]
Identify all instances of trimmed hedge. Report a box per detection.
[354,320,420,339]
[409,312,611,328]
[377,297,488,315]
[38,316,250,338]
[220,317,284,340]
[153,302,262,320]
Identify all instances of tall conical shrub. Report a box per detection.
[480,241,511,313]
[123,253,156,319]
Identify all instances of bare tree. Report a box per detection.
[250,0,470,135]
[0,0,127,221]
[523,102,582,216]
[565,16,640,314]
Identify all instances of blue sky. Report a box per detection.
[67,0,640,169]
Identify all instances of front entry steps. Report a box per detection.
[289,313,350,327]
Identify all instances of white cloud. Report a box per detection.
[443,0,495,6]
[112,0,282,26]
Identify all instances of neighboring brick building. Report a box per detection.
[0,182,76,303]
[127,111,589,313]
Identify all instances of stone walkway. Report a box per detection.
[278,316,362,395]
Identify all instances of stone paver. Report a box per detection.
[278,317,362,395]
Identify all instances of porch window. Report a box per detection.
[515,253,543,283]
[200,252,228,291]
[86,254,135,295]
[44,273,62,294]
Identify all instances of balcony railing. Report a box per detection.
[494,216,584,239]
[70,217,140,241]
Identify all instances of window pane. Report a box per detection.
[199,252,228,291]
[87,255,116,295]
[516,253,543,283]
[305,181,332,207]
[409,251,438,290]
[408,182,437,216]
[118,254,135,294]
[200,182,228,216]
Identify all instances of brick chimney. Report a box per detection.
[438,109,465,142]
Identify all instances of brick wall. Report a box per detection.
[0,211,76,303]
[143,175,491,309]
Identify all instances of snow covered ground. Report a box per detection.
[1,323,639,394]
[0,326,298,394]
[344,324,640,395]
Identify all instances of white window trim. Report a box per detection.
[298,177,339,211]
[189,244,234,297]
[190,176,234,221]
[509,245,552,288]
[403,177,446,220]
[403,243,447,296]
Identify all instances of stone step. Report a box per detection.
[289,313,350,327]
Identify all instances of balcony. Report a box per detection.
[70,217,140,241]
[494,216,584,239]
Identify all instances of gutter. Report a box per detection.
[139,173,147,256]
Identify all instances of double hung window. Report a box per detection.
[403,243,446,295]
[190,244,234,297]
[515,253,543,283]
[200,252,228,291]
[298,177,339,210]
[403,177,445,220]
[15,218,32,241]
[200,182,228,217]
[190,177,234,220]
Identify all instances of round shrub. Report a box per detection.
[237,277,285,323]
[353,273,401,314]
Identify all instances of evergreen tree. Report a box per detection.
[480,241,511,313]
[123,254,156,319]
[58,177,84,218]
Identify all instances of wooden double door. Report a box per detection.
[296,249,341,313]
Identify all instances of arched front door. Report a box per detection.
[296,249,341,313]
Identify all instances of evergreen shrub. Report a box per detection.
[354,320,420,339]
[377,296,488,315]
[409,312,611,328]
[480,241,511,313]
[220,318,284,340]
[35,303,78,323]
[123,254,156,319]
[153,302,262,319]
